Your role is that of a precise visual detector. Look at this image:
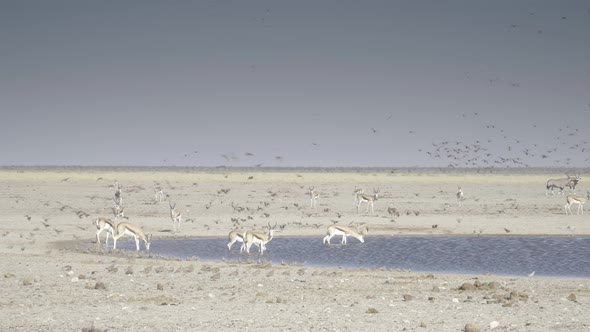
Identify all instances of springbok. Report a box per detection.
[308,186,320,208]
[95,217,116,247]
[564,190,590,215]
[114,183,123,207]
[456,186,464,206]
[353,186,364,206]
[323,223,368,244]
[154,188,164,202]
[243,222,277,254]
[227,229,247,251]
[169,202,182,232]
[113,222,152,251]
[357,188,379,213]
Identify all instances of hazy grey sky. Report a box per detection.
[2,1,589,167]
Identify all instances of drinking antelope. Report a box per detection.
[323,223,368,244]
[243,222,277,254]
[95,217,116,247]
[308,186,320,208]
[357,188,379,213]
[564,190,590,215]
[113,222,152,251]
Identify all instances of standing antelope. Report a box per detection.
[243,222,277,254]
[353,186,364,206]
[357,188,379,214]
[323,223,368,244]
[547,174,580,196]
[114,183,123,207]
[169,202,182,232]
[456,186,464,206]
[308,186,320,208]
[112,198,127,221]
[566,174,581,194]
[564,190,590,215]
[95,217,116,247]
[154,188,164,202]
[113,222,152,251]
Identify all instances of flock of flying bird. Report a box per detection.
[420,118,589,168]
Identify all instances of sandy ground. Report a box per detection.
[1,168,589,331]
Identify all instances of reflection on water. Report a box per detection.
[114,236,590,277]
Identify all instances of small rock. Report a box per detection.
[94,282,107,290]
[567,293,577,302]
[403,294,414,301]
[459,283,476,291]
[78,274,86,280]
[106,265,118,273]
[63,265,72,272]
[419,321,427,328]
[157,283,164,291]
[432,286,440,292]
[487,282,499,289]
[125,266,134,275]
[211,272,221,281]
[366,307,379,314]
[464,323,481,332]
[4,272,16,278]
[22,278,32,286]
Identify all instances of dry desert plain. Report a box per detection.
[1,167,590,332]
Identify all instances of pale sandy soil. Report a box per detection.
[0,168,589,331]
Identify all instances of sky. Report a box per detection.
[1,0,589,168]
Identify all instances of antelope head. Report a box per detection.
[373,187,380,198]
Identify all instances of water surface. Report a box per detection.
[114,236,590,277]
